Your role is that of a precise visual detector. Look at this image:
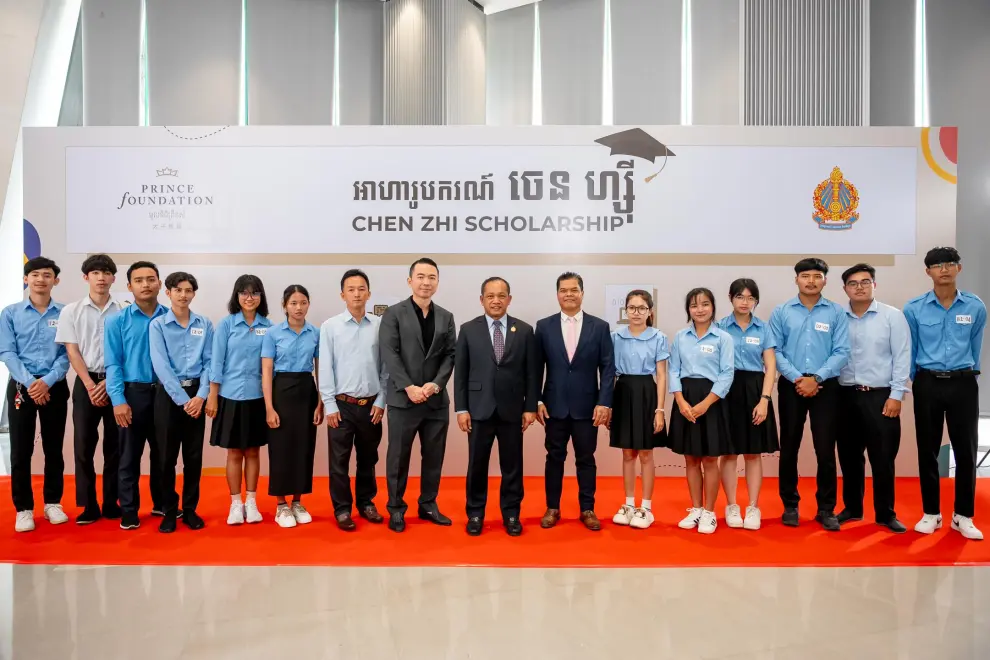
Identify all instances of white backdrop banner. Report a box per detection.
[61,127,917,255]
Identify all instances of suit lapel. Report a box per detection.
[573,315,592,361]
[501,315,515,360]
[555,314,570,364]
[406,300,426,356]
[426,306,442,358]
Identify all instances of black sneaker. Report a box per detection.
[782,507,800,527]
[151,507,181,518]
[159,513,177,534]
[102,503,122,519]
[837,509,863,524]
[182,511,205,530]
[814,511,841,532]
[76,507,102,525]
[120,512,140,530]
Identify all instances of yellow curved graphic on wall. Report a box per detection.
[921,127,957,184]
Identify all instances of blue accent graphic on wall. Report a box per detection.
[23,218,41,288]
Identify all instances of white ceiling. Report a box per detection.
[475,0,539,15]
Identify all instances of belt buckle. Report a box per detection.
[179,379,194,387]
[855,385,871,392]
[358,398,368,406]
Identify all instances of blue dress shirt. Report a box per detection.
[149,309,214,405]
[768,296,850,383]
[318,312,388,415]
[611,326,670,376]
[209,312,272,401]
[261,320,320,373]
[716,314,776,373]
[668,324,735,398]
[0,298,69,387]
[903,289,986,379]
[838,300,911,400]
[104,303,167,407]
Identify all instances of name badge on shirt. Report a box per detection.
[956,315,973,325]
[745,337,761,346]
[47,319,58,328]
[814,322,830,332]
[255,328,267,336]
[699,344,715,354]
[190,328,205,337]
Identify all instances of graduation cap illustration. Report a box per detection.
[594,128,675,182]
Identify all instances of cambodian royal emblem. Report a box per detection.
[812,166,860,231]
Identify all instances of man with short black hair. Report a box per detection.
[904,246,986,540]
[1,257,70,532]
[55,253,126,524]
[836,263,910,533]
[769,257,850,531]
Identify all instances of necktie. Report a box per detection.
[566,317,577,361]
[493,320,504,363]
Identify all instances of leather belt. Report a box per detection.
[336,394,372,406]
[88,371,106,381]
[852,385,889,392]
[918,368,980,379]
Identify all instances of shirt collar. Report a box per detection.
[278,319,312,334]
[165,308,201,327]
[82,295,121,313]
[787,295,829,309]
[486,314,508,329]
[408,297,434,314]
[22,297,59,313]
[561,310,584,324]
[129,302,164,319]
[345,312,370,325]
[687,323,717,340]
[616,325,658,341]
[845,299,879,318]
[923,289,964,307]
[722,314,763,330]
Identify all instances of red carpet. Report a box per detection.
[1,476,988,567]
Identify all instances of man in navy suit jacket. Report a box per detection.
[534,272,615,531]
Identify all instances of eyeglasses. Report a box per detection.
[732,295,757,304]
[238,291,260,298]
[625,305,650,314]
[844,279,874,289]
[929,262,960,271]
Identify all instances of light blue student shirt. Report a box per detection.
[104,303,167,407]
[838,300,911,400]
[209,312,272,401]
[611,326,670,376]
[668,324,735,398]
[261,320,320,373]
[317,312,388,415]
[0,298,69,387]
[768,296,850,383]
[903,290,986,379]
[716,314,776,373]
[149,309,213,405]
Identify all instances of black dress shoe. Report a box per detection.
[182,511,205,530]
[76,507,102,525]
[504,517,522,537]
[418,506,452,526]
[102,504,122,520]
[877,517,907,534]
[837,509,863,524]
[359,505,384,524]
[120,512,140,530]
[336,513,357,531]
[159,513,177,534]
[389,512,406,533]
[815,511,841,531]
[782,508,800,527]
[466,517,483,536]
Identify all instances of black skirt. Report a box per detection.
[725,370,779,455]
[668,377,733,457]
[209,396,268,450]
[610,375,667,450]
[267,372,319,496]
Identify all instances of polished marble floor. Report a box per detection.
[1,564,988,659]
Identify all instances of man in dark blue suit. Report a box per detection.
[535,272,615,531]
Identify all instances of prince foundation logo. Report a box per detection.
[116,167,215,230]
[813,166,860,231]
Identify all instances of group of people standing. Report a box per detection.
[1,248,984,541]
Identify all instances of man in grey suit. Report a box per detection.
[379,257,457,532]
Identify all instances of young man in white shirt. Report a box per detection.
[55,254,127,524]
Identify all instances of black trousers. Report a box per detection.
[329,399,383,515]
[836,386,900,522]
[72,374,119,511]
[913,371,979,518]
[385,405,448,515]
[466,410,524,519]
[6,378,69,512]
[117,383,163,515]
[544,416,598,512]
[777,377,840,512]
[154,383,206,515]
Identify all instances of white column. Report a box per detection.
[81,0,141,126]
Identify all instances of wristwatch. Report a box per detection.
[813,375,824,384]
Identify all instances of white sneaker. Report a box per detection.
[697,509,718,535]
[275,505,297,528]
[44,504,69,525]
[725,504,744,529]
[743,506,762,531]
[678,507,704,529]
[15,511,35,533]
[951,513,983,541]
[612,504,635,526]
[291,502,312,524]
[227,500,245,525]
[245,498,263,524]
[629,507,654,529]
[914,513,942,535]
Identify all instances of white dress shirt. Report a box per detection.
[54,295,126,372]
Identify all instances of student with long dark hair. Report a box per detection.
[668,287,734,535]
[610,290,668,530]
[207,274,272,526]
[262,285,323,528]
[716,279,779,531]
